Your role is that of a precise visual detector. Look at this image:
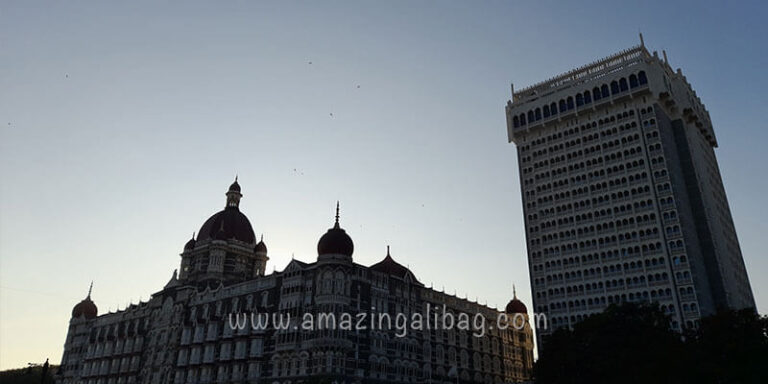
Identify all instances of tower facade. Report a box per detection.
[504,41,755,343]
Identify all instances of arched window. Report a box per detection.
[543,105,550,118]
[567,96,574,110]
[576,93,584,107]
[550,102,558,115]
[610,81,620,94]
[584,91,592,104]
[619,78,628,92]
[513,116,519,128]
[593,87,602,101]
[638,71,648,85]
[527,110,534,123]
[520,114,526,125]
[629,74,638,88]
[601,84,610,98]
[535,107,542,120]
[559,99,567,112]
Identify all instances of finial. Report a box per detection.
[260,234,264,242]
[335,201,340,223]
[639,32,645,47]
[192,231,195,240]
[235,174,238,182]
[88,281,93,298]
[386,245,390,256]
[513,284,517,299]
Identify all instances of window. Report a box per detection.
[638,71,648,85]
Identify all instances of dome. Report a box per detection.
[505,298,527,314]
[229,179,241,192]
[505,286,527,314]
[317,225,354,256]
[72,298,97,319]
[197,179,255,243]
[72,284,97,319]
[317,203,353,257]
[255,237,267,253]
[184,236,196,251]
[370,247,419,283]
[198,208,256,243]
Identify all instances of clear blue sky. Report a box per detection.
[1,0,766,369]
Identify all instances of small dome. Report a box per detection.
[184,236,196,251]
[72,288,97,320]
[505,298,527,314]
[505,285,527,314]
[370,247,419,283]
[317,203,353,257]
[255,238,267,254]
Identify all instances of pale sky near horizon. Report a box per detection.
[1,0,767,370]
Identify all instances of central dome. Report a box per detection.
[198,207,256,243]
[196,179,256,244]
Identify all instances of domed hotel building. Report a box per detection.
[58,180,534,384]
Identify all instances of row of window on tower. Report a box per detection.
[512,71,648,129]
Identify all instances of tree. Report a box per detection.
[684,309,768,384]
[534,302,686,384]
[534,303,768,384]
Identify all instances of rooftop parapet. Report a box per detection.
[512,45,650,105]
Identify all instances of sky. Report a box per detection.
[1,0,767,370]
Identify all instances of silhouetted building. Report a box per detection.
[59,180,533,384]
[504,37,756,346]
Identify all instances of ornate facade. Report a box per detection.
[59,180,534,384]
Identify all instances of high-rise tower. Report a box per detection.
[504,38,755,344]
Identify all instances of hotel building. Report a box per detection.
[504,37,755,344]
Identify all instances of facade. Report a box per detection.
[504,37,756,345]
[58,180,534,384]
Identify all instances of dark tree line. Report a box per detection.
[535,303,768,384]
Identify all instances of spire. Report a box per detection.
[334,201,340,228]
[87,281,93,299]
[386,245,390,256]
[513,284,517,299]
[260,234,264,242]
[639,32,645,47]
